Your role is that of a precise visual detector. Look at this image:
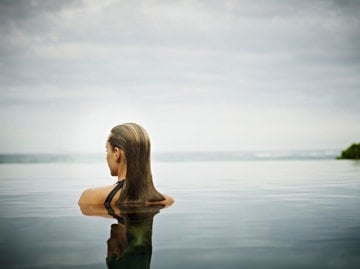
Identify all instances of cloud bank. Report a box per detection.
[1,0,359,152]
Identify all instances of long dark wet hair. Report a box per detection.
[108,123,165,204]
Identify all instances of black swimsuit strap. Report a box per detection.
[104,180,126,224]
[104,180,125,206]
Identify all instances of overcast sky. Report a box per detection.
[0,0,359,153]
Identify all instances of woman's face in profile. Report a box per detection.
[106,142,118,177]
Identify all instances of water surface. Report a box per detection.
[0,157,359,268]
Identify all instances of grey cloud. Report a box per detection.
[0,0,359,110]
[330,0,360,17]
[0,0,81,26]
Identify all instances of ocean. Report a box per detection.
[0,151,359,268]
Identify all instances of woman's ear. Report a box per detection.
[114,147,121,162]
[118,149,127,165]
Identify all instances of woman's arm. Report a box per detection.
[78,188,103,205]
[78,203,121,218]
[78,185,119,205]
[147,194,174,207]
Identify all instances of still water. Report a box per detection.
[0,159,360,268]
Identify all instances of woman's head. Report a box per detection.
[107,123,150,178]
[107,123,164,204]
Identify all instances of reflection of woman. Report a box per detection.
[78,122,173,206]
[78,202,163,268]
[106,205,163,269]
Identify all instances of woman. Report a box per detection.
[78,122,174,207]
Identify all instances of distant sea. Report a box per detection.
[0,150,341,163]
[0,149,359,268]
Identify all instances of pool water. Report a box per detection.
[0,160,360,268]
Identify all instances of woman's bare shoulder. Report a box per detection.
[163,194,175,206]
[148,194,174,207]
[78,185,115,205]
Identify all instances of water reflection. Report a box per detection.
[79,203,164,269]
[106,204,164,269]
